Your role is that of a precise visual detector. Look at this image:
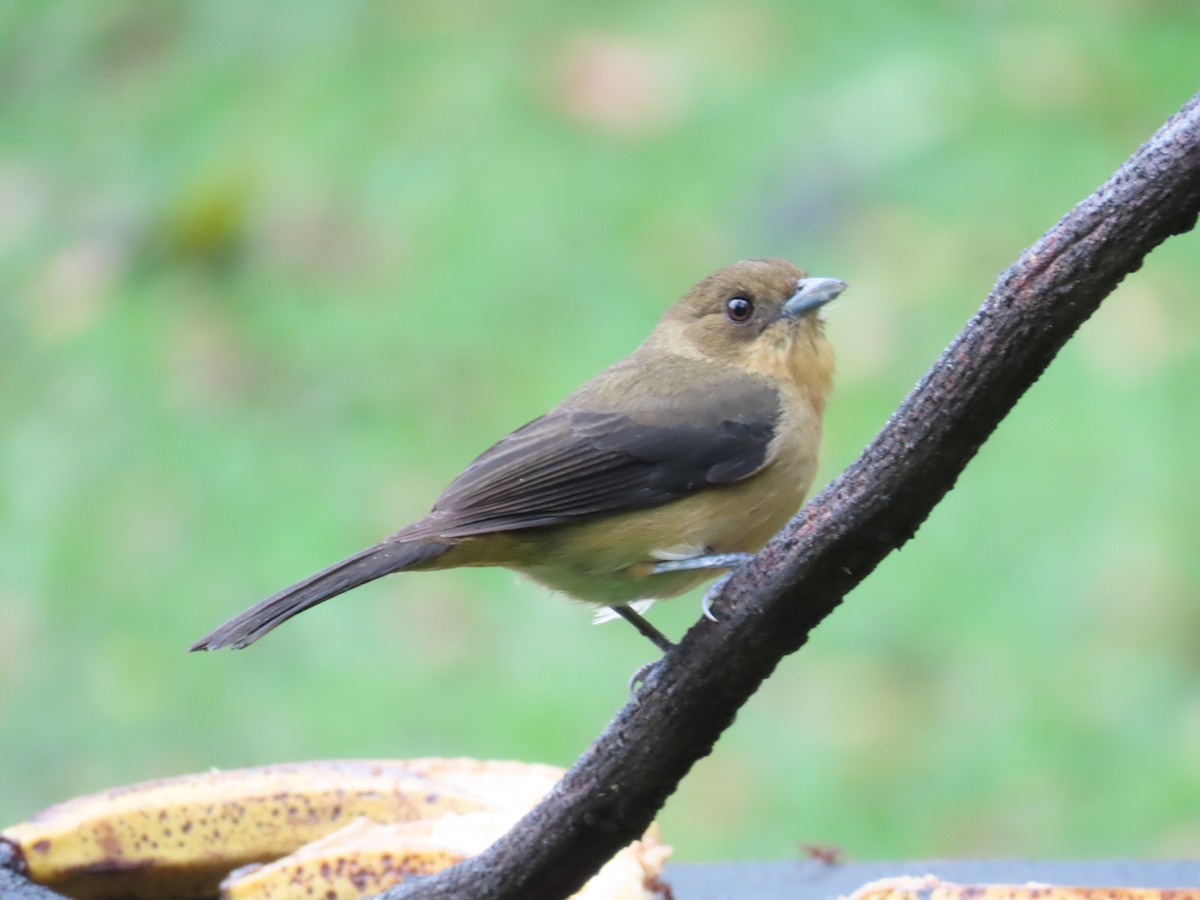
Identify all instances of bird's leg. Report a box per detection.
[619,552,757,694]
[649,551,754,622]
[611,604,675,654]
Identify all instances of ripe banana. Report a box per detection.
[220,813,670,900]
[1,760,488,900]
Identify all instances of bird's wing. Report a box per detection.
[421,368,781,537]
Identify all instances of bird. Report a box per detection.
[190,258,844,655]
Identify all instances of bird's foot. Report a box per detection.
[649,551,754,576]
[699,572,735,622]
[619,553,756,693]
[650,551,753,622]
[628,659,663,700]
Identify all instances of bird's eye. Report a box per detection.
[725,296,754,323]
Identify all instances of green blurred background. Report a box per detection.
[3,0,1200,864]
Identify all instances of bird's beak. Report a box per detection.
[783,277,847,318]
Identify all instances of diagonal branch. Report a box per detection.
[381,90,1200,900]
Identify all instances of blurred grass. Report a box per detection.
[3,0,1200,863]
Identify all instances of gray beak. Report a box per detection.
[782,276,847,318]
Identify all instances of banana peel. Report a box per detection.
[221,811,670,900]
[1,759,671,900]
[0,761,492,899]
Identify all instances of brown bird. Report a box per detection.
[190,258,844,654]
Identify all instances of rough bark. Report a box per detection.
[378,91,1200,900]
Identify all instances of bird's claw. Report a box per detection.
[628,659,662,700]
[700,573,735,622]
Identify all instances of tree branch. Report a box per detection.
[381,90,1200,900]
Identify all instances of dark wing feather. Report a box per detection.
[425,375,780,537]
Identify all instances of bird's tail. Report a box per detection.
[189,539,450,651]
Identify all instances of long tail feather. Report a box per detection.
[189,540,449,651]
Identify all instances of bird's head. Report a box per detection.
[652,257,845,405]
